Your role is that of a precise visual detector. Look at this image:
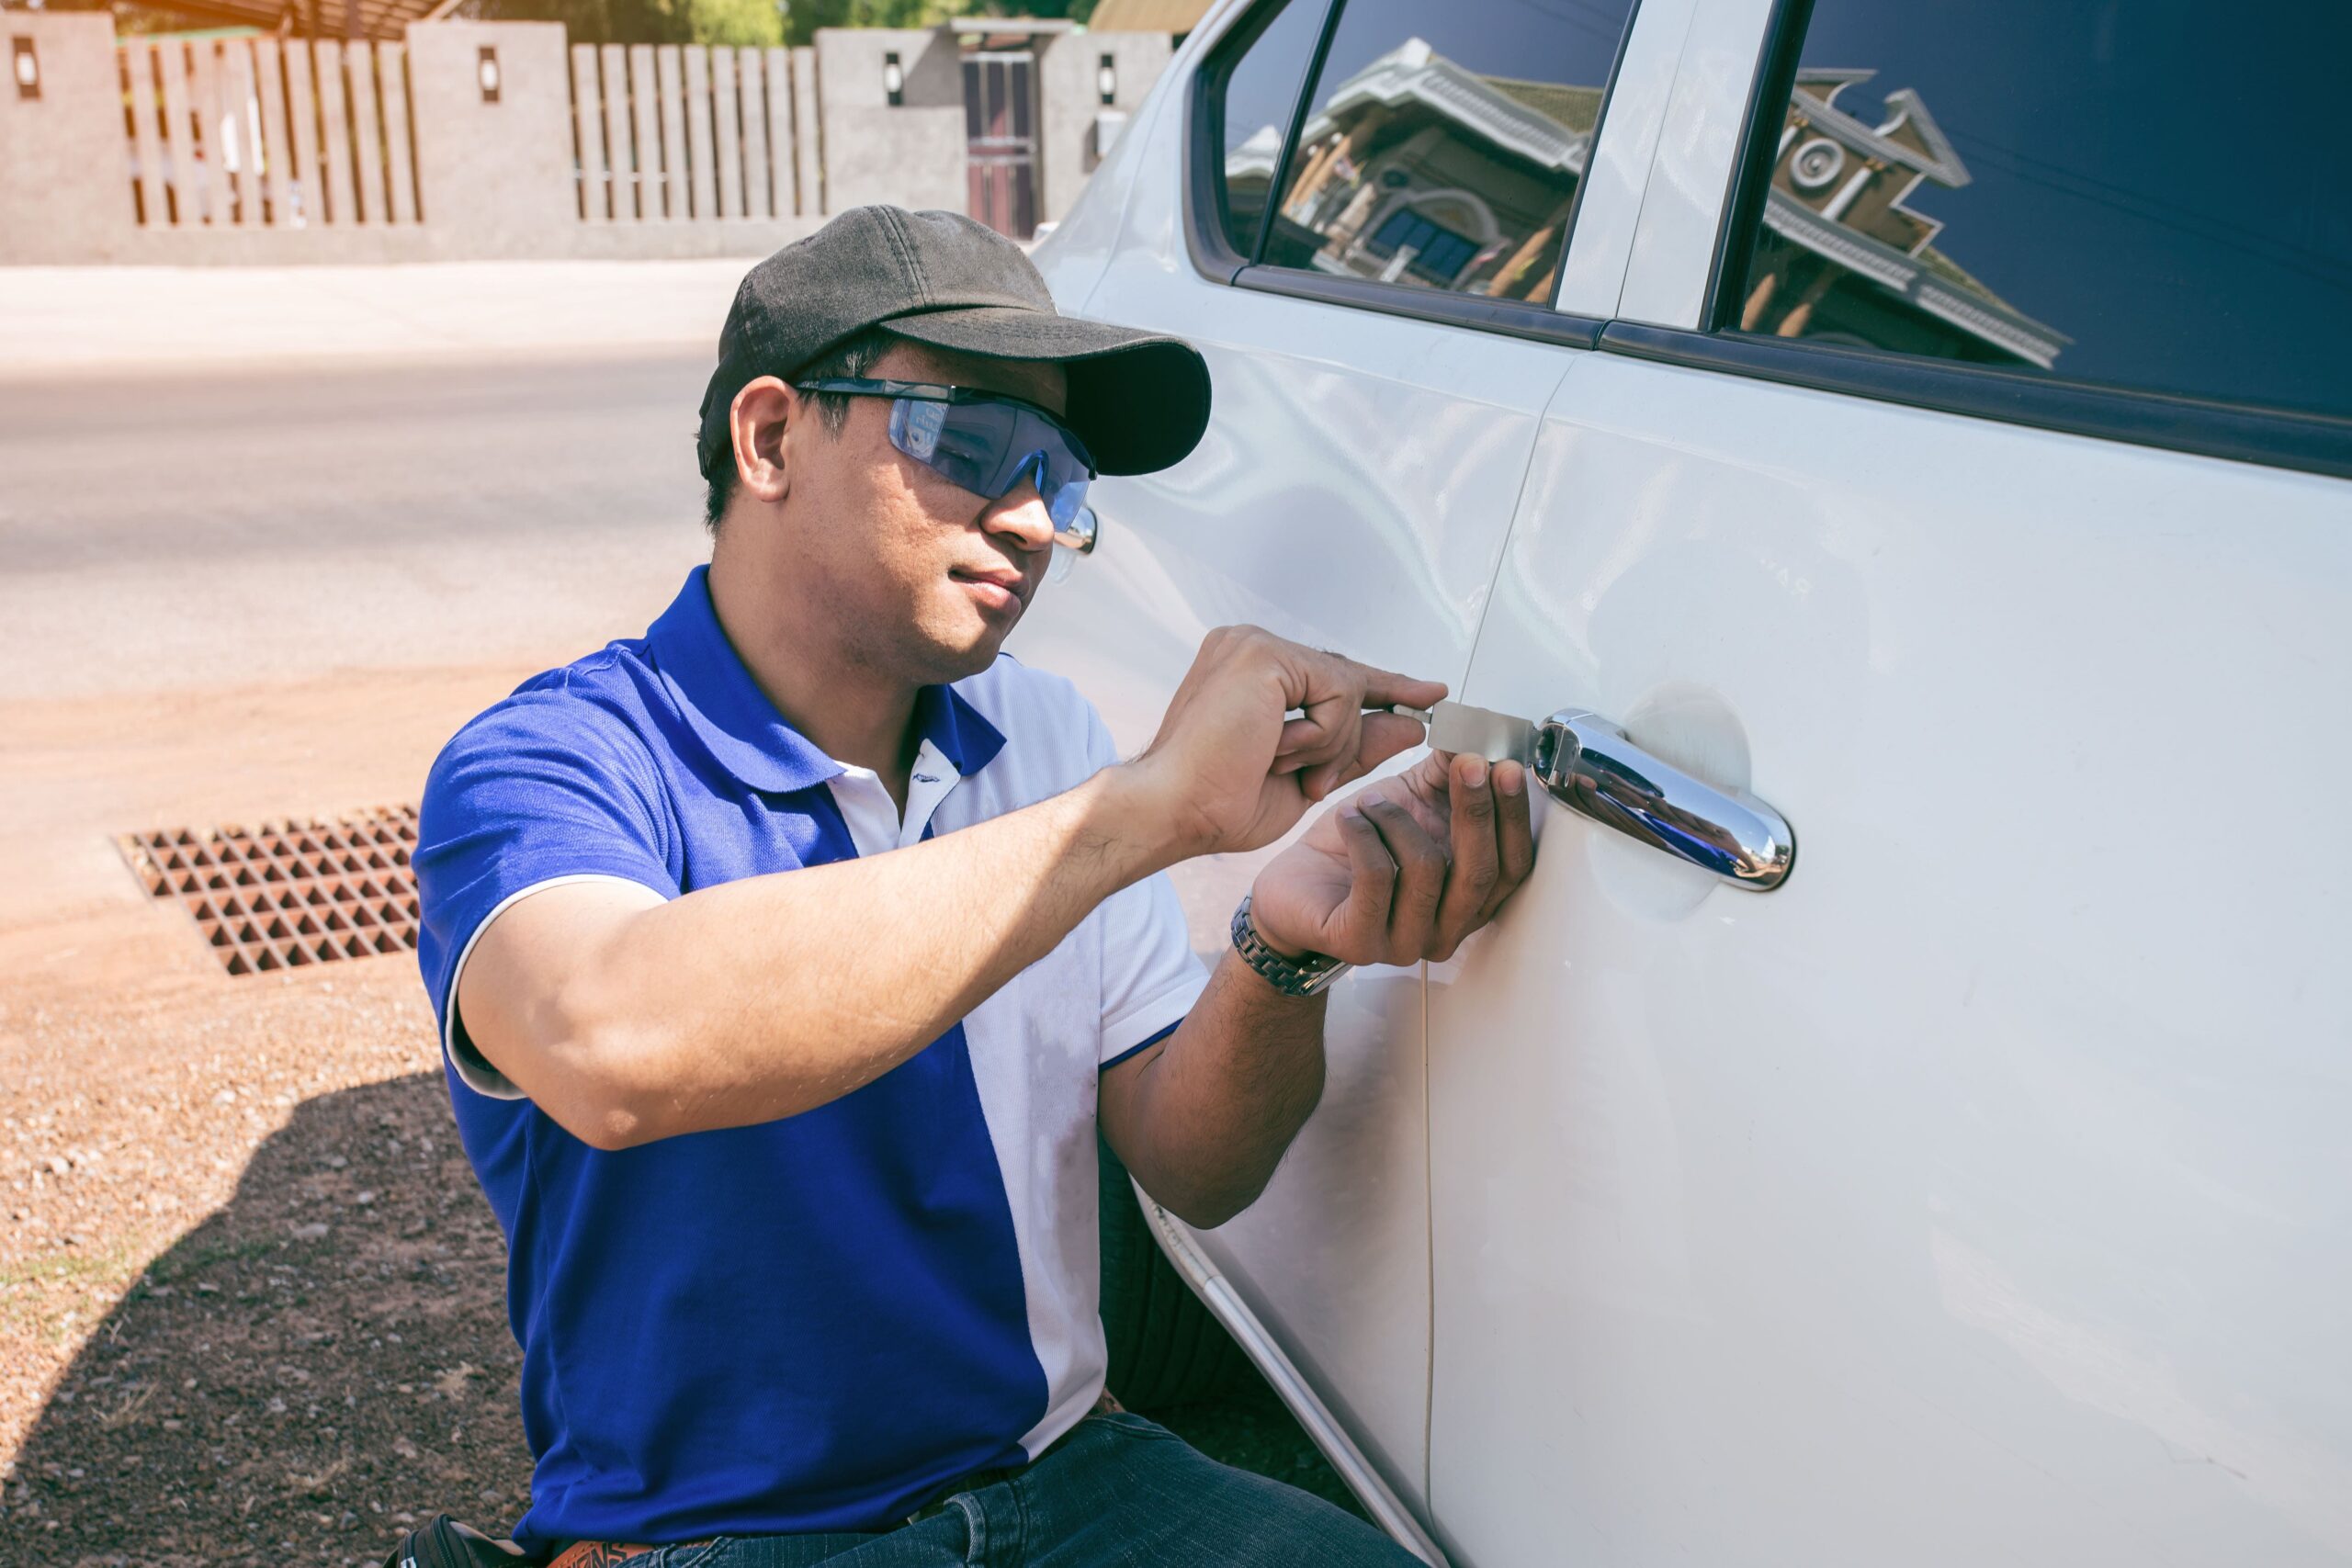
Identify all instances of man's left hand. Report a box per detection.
[1247,750,1537,969]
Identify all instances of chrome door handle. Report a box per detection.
[1535,710,1794,891]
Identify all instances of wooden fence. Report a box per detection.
[116,35,419,230]
[569,43,816,224]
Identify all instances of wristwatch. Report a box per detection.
[1229,894,1352,998]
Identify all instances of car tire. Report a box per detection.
[1097,1135,1250,1407]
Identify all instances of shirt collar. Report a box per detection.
[647,567,1006,795]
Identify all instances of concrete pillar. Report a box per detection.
[813,27,964,220]
[404,20,575,259]
[1035,30,1170,225]
[0,15,137,263]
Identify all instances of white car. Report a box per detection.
[1018,0,2352,1562]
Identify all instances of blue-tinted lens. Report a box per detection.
[888,397,1092,529]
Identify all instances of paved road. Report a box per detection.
[0,348,716,702]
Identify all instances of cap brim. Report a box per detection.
[878,305,1211,477]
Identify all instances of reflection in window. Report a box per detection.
[1736,71,2067,369]
[1726,2,2352,422]
[1261,0,1635,302]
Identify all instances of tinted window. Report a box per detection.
[1260,0,1636,302]
[1213,0,1332,260]
[1728,1,2352,422]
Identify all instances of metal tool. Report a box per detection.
[1396,699,1795,891]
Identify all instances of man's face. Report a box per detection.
[783,342,1069,686]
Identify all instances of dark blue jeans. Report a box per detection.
[631,1413,1421,1567]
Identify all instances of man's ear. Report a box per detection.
[730,377,797,504]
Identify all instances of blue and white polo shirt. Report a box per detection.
[413,566,1205,1551]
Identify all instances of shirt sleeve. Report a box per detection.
[413,694,680,1100]
[1082,705,1210,1069]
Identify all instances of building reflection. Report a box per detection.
[1227,48,2065,367]
[1238,37,1596,302]
[1740,69,2064,367]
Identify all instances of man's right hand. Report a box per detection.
[1123,626,1448,859]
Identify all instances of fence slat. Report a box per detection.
[188,40,231,225]
[622,43,659,221]
[684,47,716,221]
[316,43,357,227]
[599,44,634,220]
[217,40,251,225]
[221,41,260,225]
[656,46,686,224]
[252,39,291,227]
[737,48,771,220]
[156,41,197,227]
[283,39,320,228]
[763,48,792,218]
[126,45,165,227]
[571,43,606,221]
[347,42,384,223]
[790,46,820,218]
[379,43,416,223]
[711,47,742,220]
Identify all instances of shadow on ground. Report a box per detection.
[5,1073,1357,1566]
[5,1072,528,1567]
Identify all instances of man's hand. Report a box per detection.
[1123,626,1446,859]
[1247,750,1536,966]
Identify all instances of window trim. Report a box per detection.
[1183,0,1637,344]
[1600,322,2352,481]
[1183,0,1336,284]
[1671,0,2352,480]
[1700,0,1814,333]
[1236,265,1605,347]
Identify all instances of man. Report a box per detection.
[415,206,1534,1567]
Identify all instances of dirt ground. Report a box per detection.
[0,664,548,1566]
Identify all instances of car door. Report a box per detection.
[1424,0,2352,1562]
[1011,0,1680,1511]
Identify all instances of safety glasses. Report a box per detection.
[796,378,1099,543]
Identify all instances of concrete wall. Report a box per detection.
[407,20,577,257]
[1035,30,1170,226]
[812,27,967,219]
[0,17,1173,265]
[0,15,136,264]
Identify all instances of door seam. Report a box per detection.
[1425,352,1576,1512]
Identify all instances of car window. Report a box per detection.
[1257,0,1638,302]
[1725,0,2352,422]
[1212,0,1334,262]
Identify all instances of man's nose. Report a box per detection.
[983,477,1057,554]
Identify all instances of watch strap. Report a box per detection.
[1229,894,1351,998]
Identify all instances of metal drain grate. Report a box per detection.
[118,805,421,976]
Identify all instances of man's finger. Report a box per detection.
[1275,648,1445,758]
[1485,761,1537,920]
[1351,711,1429,777]
[1430,754,1498,961]
[1338,807,1397,953]
[1363,798,1444,964]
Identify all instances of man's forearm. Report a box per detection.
[1105,953,1328,1228]
[477,767,1179,1146]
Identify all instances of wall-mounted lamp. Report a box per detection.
[12,38,40,101]
[882,51,903,106]
[1096,53,1116,106]
[477,45,501,104]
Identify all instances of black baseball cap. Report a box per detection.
[696,206,1211,481]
